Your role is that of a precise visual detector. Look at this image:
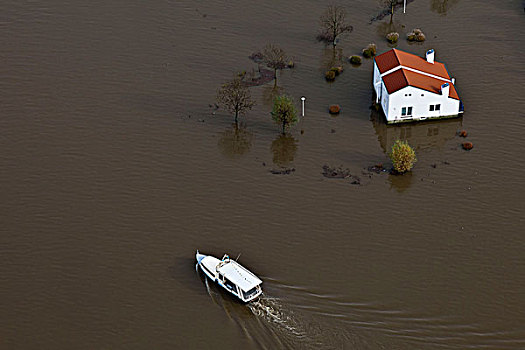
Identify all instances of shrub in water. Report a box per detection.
[362,43,377,58]
[329,105,341,114]
[462,142,473,150]
[330,66,343,75]
[386,32,399,44]
[349,55,362,65]
[325,70,336,81]
[407,28,426,42]
[389,140,417,173]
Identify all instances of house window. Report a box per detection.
[429,104,441,112]
[430,105,434,111]
[401,107,413,117]
[436,104,440,111]
[407,107,412,115]
[402,107,406,116]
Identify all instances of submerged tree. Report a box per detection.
[262,44,288,87]
[271,95,298,134]
[318,5,353,46]
[216,78,255,125]
[431,0,460,15]
[381,0,403,22]
[389,140,417,173]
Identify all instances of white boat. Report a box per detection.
[196,251,263,303]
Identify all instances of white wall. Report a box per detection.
[373,62,381,96]
[381,83,389,116]
[385,86,460,123]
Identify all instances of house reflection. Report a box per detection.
[370,109,462,153]
[270,134,297,166]
[217,123,254,158]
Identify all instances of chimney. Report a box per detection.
[451,77,456,85]
[426,49,435,64]
[441,82,450,97]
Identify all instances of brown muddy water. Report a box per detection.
[1,1,524,349]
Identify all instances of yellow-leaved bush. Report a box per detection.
[389,140,417,173]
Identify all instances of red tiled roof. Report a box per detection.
[382,68,460,100]
[382,69,407,94]
[375,49,451,79]
[374,50,400,74]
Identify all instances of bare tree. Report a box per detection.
[381,0,403,22]
[216,78,255,125]
[262,44,288,87]
[431,0,459,15]
[319,5,353,46]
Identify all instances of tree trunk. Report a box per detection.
[282,120,286,134]
[235,110,238,125]
[274,68,277,87]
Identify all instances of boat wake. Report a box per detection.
[263,277,525,350]
[247,296,306,338]
[197,269,318,349]
[198,271,525,349]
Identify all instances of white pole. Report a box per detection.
[301,96,306,116]
[404,0,406,13]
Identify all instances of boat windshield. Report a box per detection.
[242,286,259,300]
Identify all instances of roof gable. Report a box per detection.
[382,69,407,94]
[374,49,400,74]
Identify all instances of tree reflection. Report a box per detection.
[262,85,284,107]
[319,46,344,74]
[388,171,414,193]
[430,0,460,16]
[270,134,297,166]
[375,18,402,37]
[217,123,254,158]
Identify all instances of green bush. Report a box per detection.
[386,32,399,44]
[325,70,336,81]
[389,140,417,173]
[349,55,362,64]
[362,43,377,58]
[271,95,298,134]
[330,66,343,75]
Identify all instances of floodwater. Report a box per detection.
[1,0,524,349]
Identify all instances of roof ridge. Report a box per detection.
[392,48,401,67]
[400,68,408,87]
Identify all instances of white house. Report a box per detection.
[373,49,463,123]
